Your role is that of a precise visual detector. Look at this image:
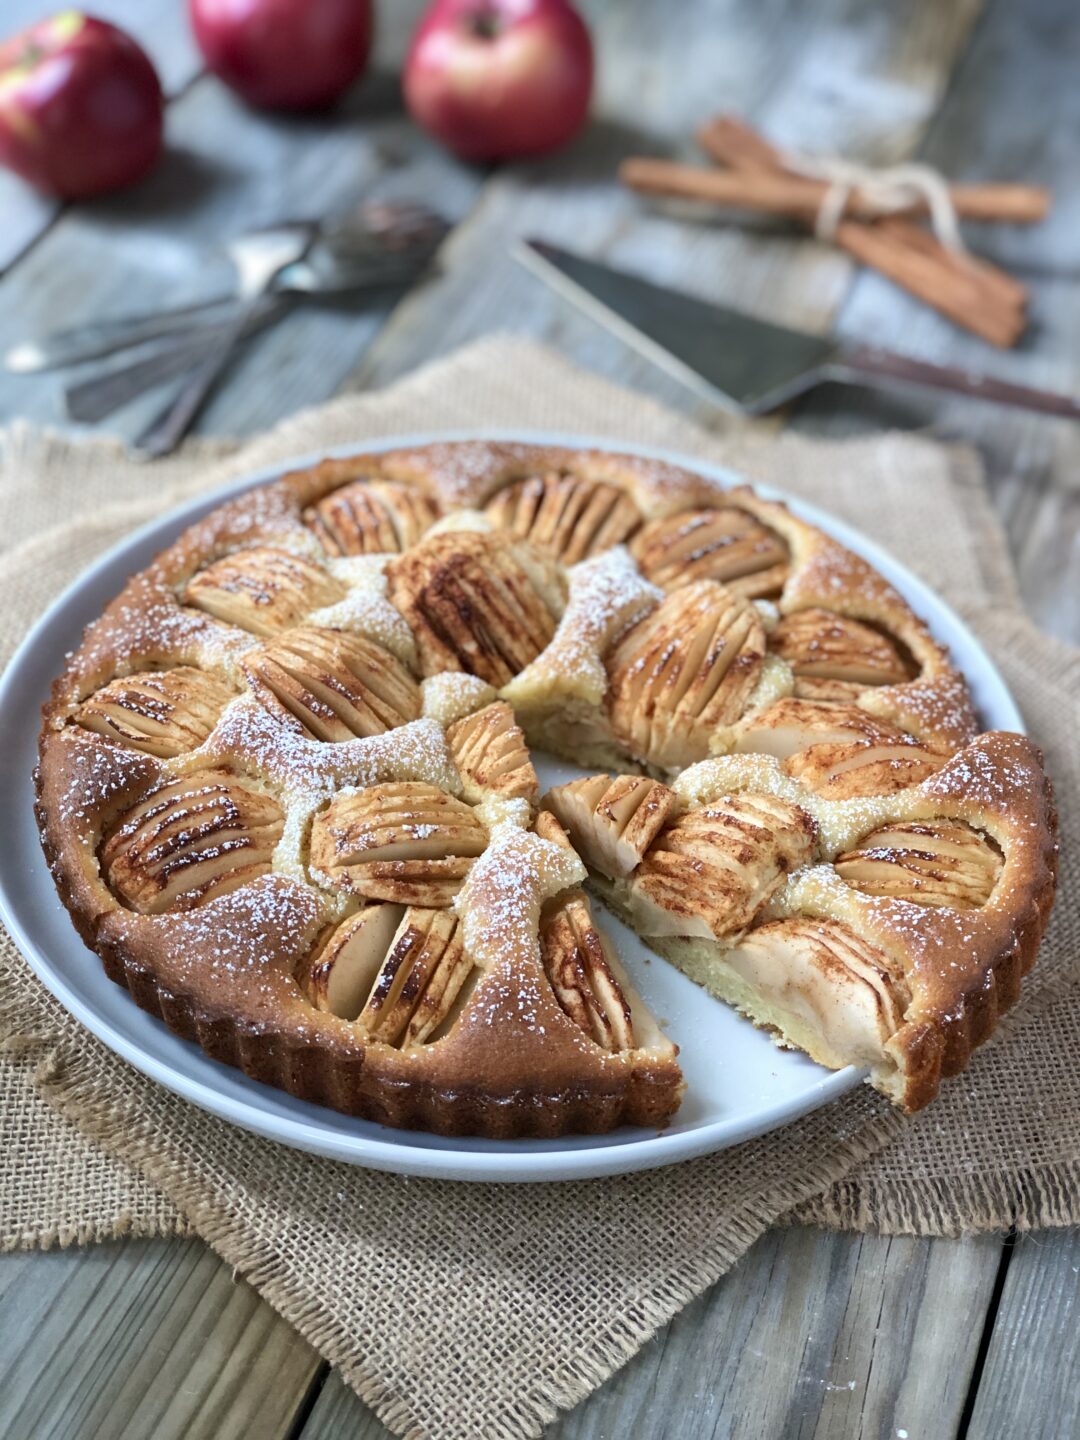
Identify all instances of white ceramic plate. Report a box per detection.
[0,431,1023,1182]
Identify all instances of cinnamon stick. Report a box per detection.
[833,221,1025,347]
[697,115,784,173]
[877,217,1027,311]
[619,155,1051,226]
[691,114,1028,348]
[698,115,1027,303]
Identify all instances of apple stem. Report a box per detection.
[468,10,502,41]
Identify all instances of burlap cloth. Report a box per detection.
[1,337,1077,1439]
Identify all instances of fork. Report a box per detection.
[64,240,440,425]
[7,202,450,374]
[132,222,318,458]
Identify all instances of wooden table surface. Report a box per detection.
[0,1,1077,1437]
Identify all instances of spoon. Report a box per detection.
[7,202,450,374]
[63,240,445,425]
[64,256,434,424]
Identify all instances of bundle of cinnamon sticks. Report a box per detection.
[618,116,1050,347]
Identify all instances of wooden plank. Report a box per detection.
[0,1,477,438]
[806,0,1080,644]
[967,1229,1080,1440]
[0,1237,321,1440]
[295,1229,1002,1440]
[0,0,204,275]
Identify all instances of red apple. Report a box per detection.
[404,0,593,162]
[0,12,163,199]
[189,0,374,111]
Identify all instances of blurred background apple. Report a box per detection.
[0,11,163,198]
[404,0,593,162]
[189,0,374,110]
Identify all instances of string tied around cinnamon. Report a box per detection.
[782,152,968,254]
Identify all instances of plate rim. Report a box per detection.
[0,428,1023,1182]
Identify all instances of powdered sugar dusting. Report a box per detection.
[673,751,902,855]
[789,536,899,612]
[764,861,997,1001]
[49,728,159,835]
[406,439,717,513]
[152,873,323,987]
[754,599,781,632]
[422,673,496,726]
[676,753,807,811]
[200,699,458,797]
[307,557,417,668]
[164,695,453,902]
[475,794,533,832]
[862,668,977,748]
[167,480,303,563]
[730,654,794,731]
[323,555,394,586]
[456,824,585,976]
[408,441,537,508]
[503,546,660,710]
[60,581,256,702]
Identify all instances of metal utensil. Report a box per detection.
[133,222,317,459]
[517,239,1080,420]
[7,202,449,374]
[65,302,280,424]
[6,296,241,372]
[64,245,439,424]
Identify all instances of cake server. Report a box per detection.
[516,239,1080,420]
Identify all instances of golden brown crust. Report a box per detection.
[35,440,1054,1134]
[37,733,683,1135]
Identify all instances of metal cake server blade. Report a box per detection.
[516,239,1080,421]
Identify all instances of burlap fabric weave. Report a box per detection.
[1,338,1076,1439]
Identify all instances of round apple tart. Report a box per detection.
[35,442,1058,1136]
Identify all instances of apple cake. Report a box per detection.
[35,442,1058,1136]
